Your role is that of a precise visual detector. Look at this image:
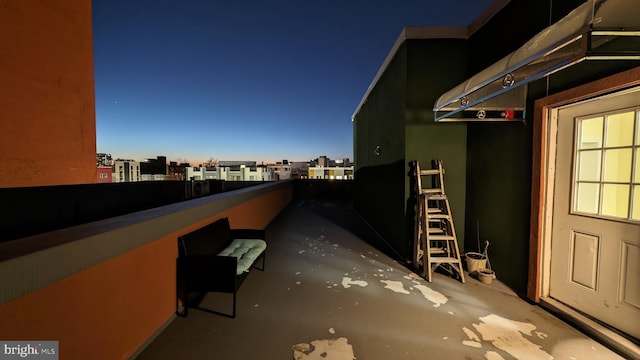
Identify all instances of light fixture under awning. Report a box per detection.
[434,0,640,122]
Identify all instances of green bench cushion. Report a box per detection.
[218,238,267,275]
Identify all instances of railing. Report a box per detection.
[0,181,293,360]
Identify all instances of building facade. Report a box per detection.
[96,166,112,183]
[186,165,273,181]
[97,153,113,167]
[308,166,354,180]
[268,162,292,180]
[140,156,168,176]
[112,160,141,183]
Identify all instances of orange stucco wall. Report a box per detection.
[0,186,292,360]
[0,1,97,188]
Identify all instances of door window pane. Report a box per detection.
[603,148,632,182]
[578,150,601,181]
[605,112,634,147]
[575,183,600,214]
[602,184,630,218]
[579,117,603,149]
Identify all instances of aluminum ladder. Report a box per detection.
[411,160,465,283]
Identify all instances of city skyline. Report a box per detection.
[92,0,492,165]
[98,152,352,167]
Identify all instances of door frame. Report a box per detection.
[527,66,640,357]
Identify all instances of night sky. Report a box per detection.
[92,0,492,165]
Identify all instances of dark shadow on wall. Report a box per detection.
[354,159,411,261]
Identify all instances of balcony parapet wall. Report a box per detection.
[0,180,292,360]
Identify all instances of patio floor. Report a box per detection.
[135,200,626,360]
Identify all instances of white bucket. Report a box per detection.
[465,252,487,275]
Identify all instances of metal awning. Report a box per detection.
[434,0,640,122]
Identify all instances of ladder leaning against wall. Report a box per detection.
[410,160,465,283]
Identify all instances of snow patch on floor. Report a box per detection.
[463,327,481,342]
[414,284,448,307]
[485,350,506,360]
[463,340,482,348]
[472,314,553,360]
[292,338,355,360]
[341,277,368,288]
[380,280,410,294]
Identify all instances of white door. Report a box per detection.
[549,87,640,339]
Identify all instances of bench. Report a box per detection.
[175,217,266,318]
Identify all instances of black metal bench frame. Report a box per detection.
[175,217,266,318]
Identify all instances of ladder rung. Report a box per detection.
[428,214,451,220]
[420,188,443,194]
[427,228,445,234]
[428,248,447,254]
[426,208,442,213]
[428,257,461,264]
[419,169,441,175]
[426,194,447,200]
[428,235,455,241]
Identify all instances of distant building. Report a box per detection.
[335,158,352,167]
[219,161,256,167]
[140,174,181,181]
[186,165,273,181]
[307,155,353,180]
[97,153,113,167]
[265,156,353,180]
[290,161,309,179]
[141,156,167,176]
[96,166,112,183]
[167,161,189,181]
[269,161,291,180]
[112,159,140,182]
[317,156,329,167]
[226,165,272,181]
[308,165,354,180]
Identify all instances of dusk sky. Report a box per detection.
[92,0,492,165]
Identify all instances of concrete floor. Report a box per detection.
[136,201,626,360]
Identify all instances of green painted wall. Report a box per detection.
[354,38,469,263]
[464,120,533,294]
[354,45,408,258]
